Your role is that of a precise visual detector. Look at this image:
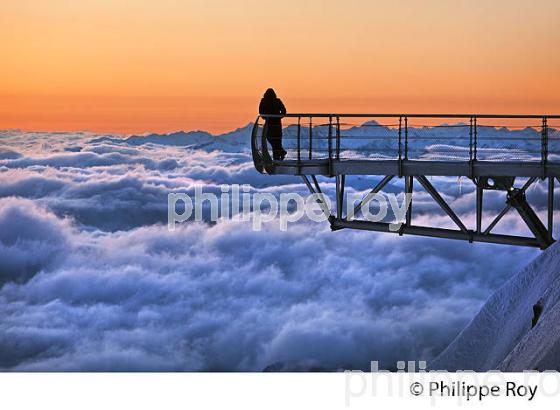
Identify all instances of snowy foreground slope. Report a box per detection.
[430,241,560,371]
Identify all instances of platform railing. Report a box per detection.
[252,114,560,174]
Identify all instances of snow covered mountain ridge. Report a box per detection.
[90,124,254,152]
[430,241,560,371]
[86,121,557,159]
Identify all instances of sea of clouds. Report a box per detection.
[0,125,556,371]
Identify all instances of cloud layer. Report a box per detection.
[0,128,554,370]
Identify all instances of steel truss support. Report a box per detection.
[476,184,483,234]
[301,175,330,219]
[331,219,541,248]
[351,175,394,218]
[324,174,556,249]
[336,175,345,220]
[506,183,550,249]
[477,177,553,248]
[416,175,468,233]
[405,176,413,227]
[482,177,534,235]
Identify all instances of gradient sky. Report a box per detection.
[1,0,559,133]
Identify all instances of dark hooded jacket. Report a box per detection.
[259,89,286,127]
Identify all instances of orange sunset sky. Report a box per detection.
[1,0,559,134]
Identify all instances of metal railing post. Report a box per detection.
[336,116,341,160]
[308,116,313,160]
[297,116,301,162]
[328,116,333,162]
[469,117,474,177]
[473,117,478,160]
[542,117,548,173]
[328,116,333,175]
[469,117,473,162]
[404,116,409,160]
[398,116,403,177]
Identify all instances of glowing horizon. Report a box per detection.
[1,0,560,134]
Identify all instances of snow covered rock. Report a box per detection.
[430,241,560,371]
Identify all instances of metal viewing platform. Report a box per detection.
[251,113,560,248]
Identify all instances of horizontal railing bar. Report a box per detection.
[259,113,560,119]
